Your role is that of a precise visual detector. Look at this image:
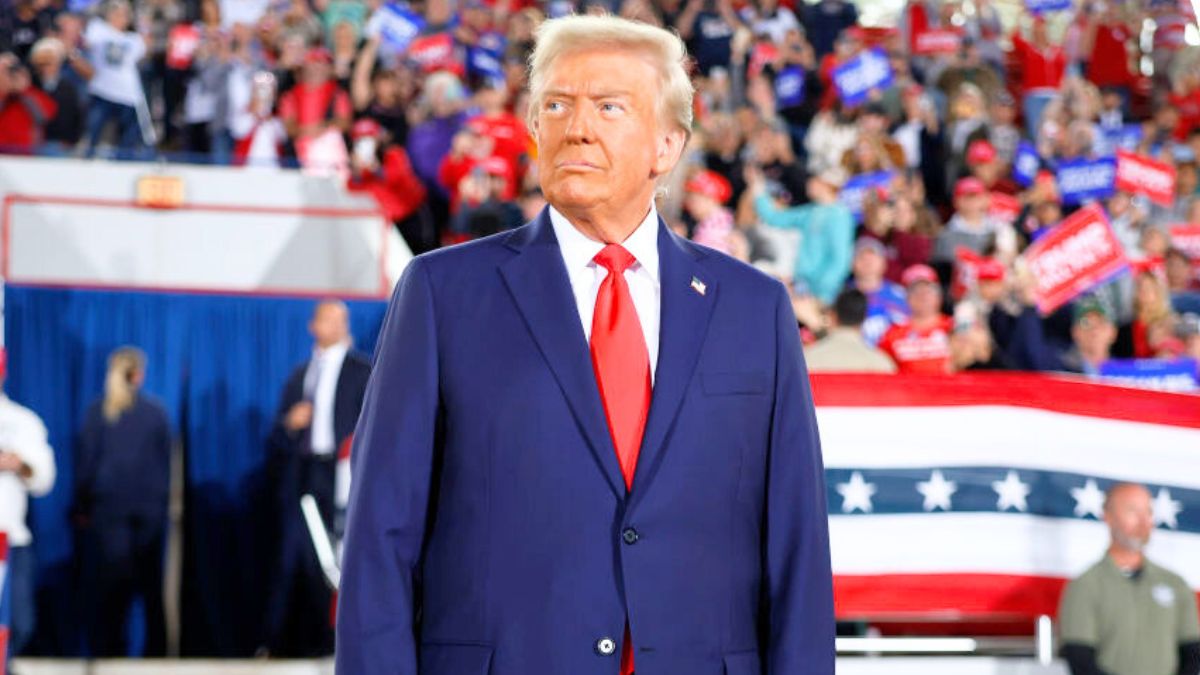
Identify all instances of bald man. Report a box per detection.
[264,300,371,657]
[1058,483,1200,675]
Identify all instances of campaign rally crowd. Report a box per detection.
[2,0,1200,668]
[4,0,1200,387]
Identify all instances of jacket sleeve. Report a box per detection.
[811,207,854,305]
[754,193,812,232]
[764,283,835,673]
[17,410,56,498]
[336,257,442,675]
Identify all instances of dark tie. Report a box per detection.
[590,244,651,675]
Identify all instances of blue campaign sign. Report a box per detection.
[368,3,426,52]
[839,171,894,221]
[833,48,893,107]
[1025,0,1072,14]
[1056,156,1117,205]
[1099,358,1200,393]
[468,47,504,84]
[1013,141,1041,187]
[774,66,806,109]
[1105,123,1143,152]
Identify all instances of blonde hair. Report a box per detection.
[526,14,694,137]
[103,346,146,423]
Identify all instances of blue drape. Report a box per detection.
[4,285,388,656]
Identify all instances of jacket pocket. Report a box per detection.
[723,649,762,675]
[702,372,770,396]
[419,642,494,675]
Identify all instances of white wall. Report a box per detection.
[0,156,410,297]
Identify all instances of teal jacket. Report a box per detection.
[754,194,855,305]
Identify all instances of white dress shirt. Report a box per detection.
[0,394,56,547]
[305,341,349,455]
[549,205,661,384]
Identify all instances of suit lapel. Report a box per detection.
[629,221,716,505]
[498,210,628,500]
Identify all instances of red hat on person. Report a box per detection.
[351,118,383,139]
[1034,170,1061,204]
[954,176,988,198]
[976,258,1007,282]
[304,47,332,64]
[966,139,997,164]
[902,263,939,287]
[685,170,733,204]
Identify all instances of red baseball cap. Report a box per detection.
[305,47,332,64]
[351,118,382,139]
[685,170,733,204]
[954,177,988,198]
[902,263,939,287]
[976,258,1007,282]
[966,139,997,164]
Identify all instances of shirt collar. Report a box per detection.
[548,203,660,283]
[313,340,350,362]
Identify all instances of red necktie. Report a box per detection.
[590,244,651,675]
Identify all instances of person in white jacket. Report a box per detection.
[0,347,56,662]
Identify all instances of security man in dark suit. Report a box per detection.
[263,299,370,657]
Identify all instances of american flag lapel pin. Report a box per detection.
[690,276,707,296]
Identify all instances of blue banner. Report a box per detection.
[1056,156,1117,205]
[1101,123,1143,155]
[1013,141,1041,187]
[833,48,893,107]
[839,171,894,221]
[774,66,806,109]
[1025,0,1072,13]
[367,3,426,53]
[1099,358,1200,393]
[468,44,505,85]
[67,0,100,12]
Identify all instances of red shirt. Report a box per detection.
[467,113,529,177]
[878,315,953,374]
[1086,23,1135,87]
[278,81,352,129]
[347,146,428,223]
[0,89,57,151]
[1010,33,1065,92]
[1170,89,1200,141]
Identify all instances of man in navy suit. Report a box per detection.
[338,15,833,675]
[265,299,371,656]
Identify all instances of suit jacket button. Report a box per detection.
[595,637,617,656]
[622,527,639,545]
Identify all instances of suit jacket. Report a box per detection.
[266,349,371,564]
[269,349,373,457]
[337,209,834,675]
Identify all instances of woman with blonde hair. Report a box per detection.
[75,345,172,657]
[1132,270,1180,358]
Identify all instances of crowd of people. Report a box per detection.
[3,0,1200,384]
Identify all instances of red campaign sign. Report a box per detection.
[1170,224,1200,269]
[913,29,963,55]
[988,192,1022,224]
[407,32,463,75]
[1024,205,1130,315]
[1115,150,1177,206]
[166,24,201,70]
